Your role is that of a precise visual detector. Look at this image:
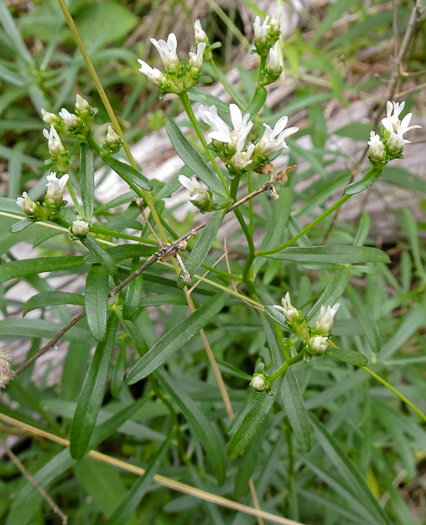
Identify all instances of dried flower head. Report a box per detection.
[0,349,15,389]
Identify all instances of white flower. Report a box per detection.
[309,335,328,354]
[232,143,255,170]
[397,112,421,136]
[16,192,37,216]
[189,42,206,71]
[43,126,65,157]
[200,104,253,153]
[253,15,270,47]
[45,172,69,206]
[367,131,386,163]
[274,292,300,323]
[382,101,405,132]
[314,303,340,336]
[178,175,211,208]
[0,349,14,388]
[266,44,282,75]
[194,19,209,44]
[58,108,81,129]
[75,94,91,113]
[137,60,167,88]
[270,7,283,33]
[150,33,180,71]
[250,373,268,392]
[255,116,298,157]
[41,108,58,125]
[72,219,90,236]
[385,130,408,156]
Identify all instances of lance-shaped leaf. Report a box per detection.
[0,256,85,284]
[264,305,290,330]
[166,119,227,197]
[344,167,382,195]
[307,266,350,322]
[81,235,117,277]
[103,155,152,191]
[177,207,227,288]
[282,369,312,452]
[346,284,381,353]
[325,347,368,367]
[84,244,156,263]
[80,142,94,221]
[23,291,85,315]
[85,264,109,342]
[126,292,228,384]
[264,245,390,265]
[70,313,119,460]
[244,86,267,120]
[157,371,227,485]
[9,218,35,233]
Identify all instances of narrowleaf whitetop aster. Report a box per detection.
[45,172,69,207]
[43,126,65,157]
[367,131,386,164]
[255,116,298,157]
[58,108,82,130]
[314,303,340,336]
[308,335,329,355]
[0,349,14,389]
[253,7,282,56]
[178,175,214,211]
[16,192,38,216]
[274,292,300,323]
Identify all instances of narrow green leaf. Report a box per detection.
[382,166,426,194]
[107,430,175,525]
[309,413,392,525]
[103,155,152,191]
[138,293,187,307]
[344,168,382,195]
[61,342,92,401]
[85,264,109,342]
[265,246,390,265]
[70,313,119,459]
[9,218,35,233]
[346,284,381,353]
[307,266,350,322]
[126,292,228,384]
[165,119,226,197]
[158,370,227,485]
[111,342,126,397]
[80,142,95,221]
[24,291,85,315]
[244,86,267,120]
[123,258,144,320]
[325,347,368,367]
[227,374,285,460]
[282,369,312,452]
[84,243,156,263]
[353,212,371,246]
[234,428,264,498]
[81,235,117,276]
[0,256,85,284]
[265,305,290,330]
[177,207,227,287]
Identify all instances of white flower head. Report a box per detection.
[43,126,65,157]
[397,112,421,136]
[250,373,269,392]
[253,15,270,47]
[189,42,206,71]
[200,104,253,153]
[137,60,167,88]
[385,130,408,156]
[72,219,90,236]
[58,108,81,129]
[309,335,328,354]
[41,108,59,126]
[178,175,211,208]
[194,19,209,45]
[105,126,121,149]
[75,94,91,113]
[266,44,282,75]
[314,303,340,336]
[274,292,300,323]
[367,131,386,163]
[16,192,37,216]
[0,349,14,389]
[382,101,405,132]
[256,116,298,157]
[232,143,255,170]
[45,172,69,206]
[270,7,283,33]
[150,33,180,72]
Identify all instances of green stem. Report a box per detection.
[362,366,426,422]
[274,322,289,360]
[66,179,84,218]
[269,351,304,382]
[247,172,254,236]
[208,60,247,107]
[179,91,229,195]
[89,225,159,245]
[258,194,351,256]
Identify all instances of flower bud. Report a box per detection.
[275,292,299,323]
[308,335,328,355]
[16,192,38,216]
[367,132,386,165]
[59,108,82,130]
[41,108,59,126]
[265,44,282,81]
[150,33,180,72]
[250,373,269,392]
[75,94,91,113]
[43,126,65,157]
[189,42,206,71]
[0,349,15,389]
[194,19,209,45]
[72,219,90,236]
[178,175,214,211]
[45,172,69,207]
[104,126,123,153]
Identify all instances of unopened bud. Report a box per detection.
[72,219,90,236]
[59,108,82,130]
[314,303,340,336]
[75,94,91,113]
[41,108,59,126]
[308,336,328,355]
[250,373,269,392]
[45,173,69,207]
[104,126,123,153]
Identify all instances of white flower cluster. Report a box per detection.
[178,176,213,211]
[197,103,298,173]
[368,101,421,165]
[274,293,340,356]
[253,8,282,56]
[138,32,206,93]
